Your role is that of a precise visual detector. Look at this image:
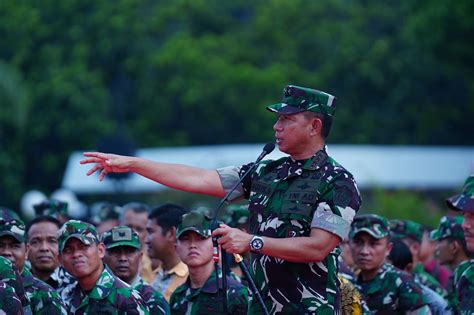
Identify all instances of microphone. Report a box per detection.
[210,143,273,315]
[255,142,275,164]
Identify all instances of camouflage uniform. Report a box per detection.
[431,215,469,313]
[390,219,448,298]
[22,266,68,315]
[58,220,150,315]
[445,175,474,314]
[457,263,474,315]
[102,226,170,315]
[0,255,31,314]
[170,270,248,315]
[218,86,361,314]
[350,215,429,314]
[0,280,23,314]
[170,211,249,315]
[0,212,66,314]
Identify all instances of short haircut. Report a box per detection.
[149,203,188,235]
[303,112,333,139]
[25,215,61,241]
[388,239,413,270]
[120,201,151,223]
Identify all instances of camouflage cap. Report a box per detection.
[57,220,100,252]
[267,85,337,117]
[0,207,21,221]
[228,204,250,227]
[0,214,25,243]
[430,216,465,241]
[349,214,390,239]
[389,219,423,242]
[101,226,141,250]
[176,211,212,239]
[446,175,474,212]
[33,198,68,218]
[93,202,122,224]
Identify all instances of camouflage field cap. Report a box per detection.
[101,226,141,250]
[430,216,465,241]
[0,214,25,243]
[267,85,337,117]
[0,207,21,221]
[228,204,250,227]
[176,211,212,239]
[57,220,100,252]
[389,219,423,242]
[33,199,68,217]
[446,175,474,212]
[92,202,122,224]
[349,214,390,239]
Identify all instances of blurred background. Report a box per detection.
[0,0,472,226]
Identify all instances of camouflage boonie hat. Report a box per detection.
[430,216,465,241]
[389,219,423,242]
[33,199,68,217]
[0,214,25,243]
[57,220,100,252]
[446,175,474,212]
[176,211,212,239]
[267,85,337,117]
[101,226,141,250]
[349,214,390,239]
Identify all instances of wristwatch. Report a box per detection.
[249,235,264,252]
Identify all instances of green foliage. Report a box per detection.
[363,188,443,228]
[0,0,472,207]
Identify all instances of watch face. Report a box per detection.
[251,237,263,250]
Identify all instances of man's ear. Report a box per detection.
[166,227,177,241]
[97,242,106,259]
[311,117,323,136]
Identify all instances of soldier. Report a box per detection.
[33,199,69,225]
[445,175,474,313]
[58,220,149,314]
[0,255,31,314]
[102,225,170,314]
[81,85,362,314]
[93,202,122,235]
[349,214,430,313]
[147,204,189,301]
[26,215,75,291]
[0,213,67,315]
[0,280,23,315]
[390,218,447,298]
[431,215,473,313]
[119,201,156,283]
[170,211,248,314]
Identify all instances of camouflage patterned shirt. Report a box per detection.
[355,263,428,314]
[218,149,361,314]
[447,259,473,313]
[169,270,249,314]
[132,276,170,315]
[0,256,30,313]
[457,262,474,315]
[21,266,68,315]
[62,265,149,314]
[0,280,23,315]
[412,263,447,298]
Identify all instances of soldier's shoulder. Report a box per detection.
[0,281,22,314]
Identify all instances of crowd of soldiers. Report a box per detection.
[0,82,472,314]
[0,175,471,314]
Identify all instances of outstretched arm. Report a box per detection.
[80,152,226,197]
